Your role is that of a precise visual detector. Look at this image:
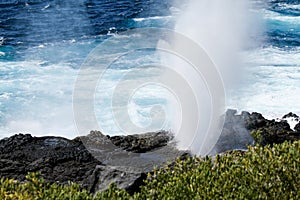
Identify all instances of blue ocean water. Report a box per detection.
[0,0,299,138]
[0,0,176,138]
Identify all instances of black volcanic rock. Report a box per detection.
[213,110,300,153]
[282,112,299,120]
[85,165,147,195]
[0,131,187,194]
[252,120,300,146]
[295,122,300,132]
[245,112,300,146]
[0,134,100,188]
[109,131,172,153]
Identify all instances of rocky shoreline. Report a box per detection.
[0,110,299,194]
[0,131,187,194]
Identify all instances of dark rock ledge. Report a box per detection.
[0,111,299,194]
[0,131,186,194]
[212,110,300,153]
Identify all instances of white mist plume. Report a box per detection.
[163,0,260,155]
[175,0,254,88]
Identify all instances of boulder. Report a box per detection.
[85,165,147,195]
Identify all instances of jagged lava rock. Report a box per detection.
[213,110,300,153]
[0,134,100,189]
[0,131,187,194]
[109,131,172,153]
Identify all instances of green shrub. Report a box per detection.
[0,141,299,199]
[136,141,299,200]
[94,183,130,200]
[0,172,93,200]
[251,130,264,144]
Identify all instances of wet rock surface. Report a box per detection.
[0,134,100,189]
[213,110,300,153]
[0,131,186,194]
[212,110,255,153]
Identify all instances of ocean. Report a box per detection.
[0,0,299,139]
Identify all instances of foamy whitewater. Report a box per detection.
[0,0,299,151]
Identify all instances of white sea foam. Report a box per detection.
[278,3,300,10]
[0,37,4,46]
[133,16,173,22]
[246,47,300,66]
[0,61,78,139]
[228,48,300,120]
[263,9,300,24]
